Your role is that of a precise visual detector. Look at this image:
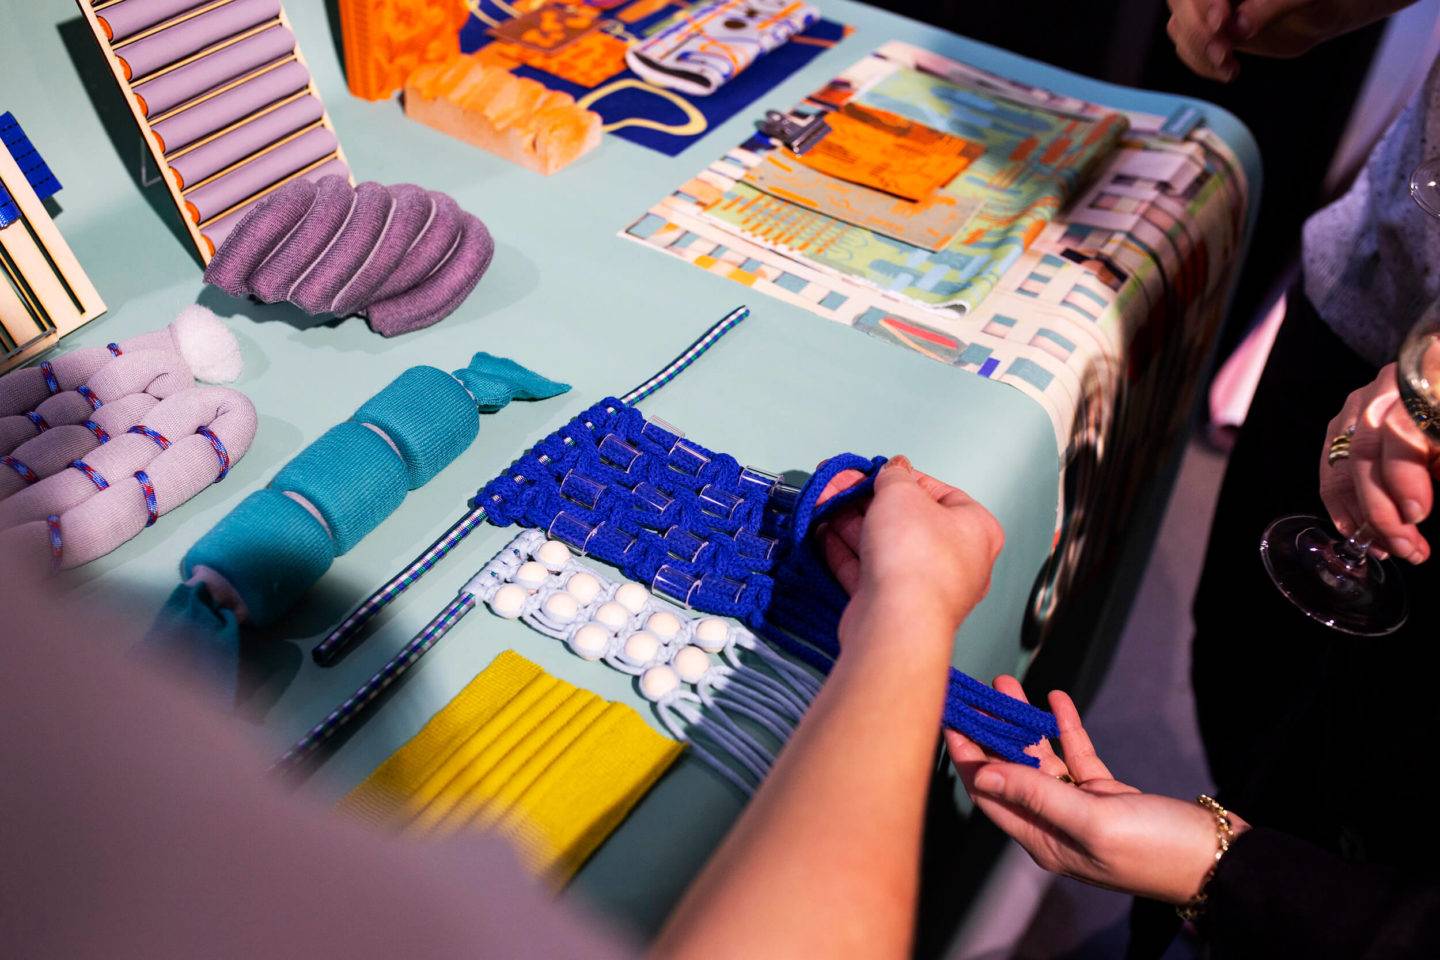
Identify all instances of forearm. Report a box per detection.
[652,599,957,959]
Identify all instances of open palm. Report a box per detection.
[947,677,1236,905]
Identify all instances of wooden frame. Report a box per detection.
[0,144,106,374]
[75,0,353,264]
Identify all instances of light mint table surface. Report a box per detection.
[3,0,1258,942]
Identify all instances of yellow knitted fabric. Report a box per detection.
[340,650,683,884]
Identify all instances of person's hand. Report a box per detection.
[815,456,1004,636]
[1229,0,1414,59]
[947,677,1250,905]
[1167,0,1239,82]
[1166,0,1413,82]
[1320,363,1436,564]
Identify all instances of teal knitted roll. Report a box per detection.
[270,421,409,554]
[352,366,478,489]
[181,489,336,627]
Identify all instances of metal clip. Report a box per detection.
[756,110,831,155]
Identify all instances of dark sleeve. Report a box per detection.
[1207,826,1440,959]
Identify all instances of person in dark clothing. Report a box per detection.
[945,0,1440,957]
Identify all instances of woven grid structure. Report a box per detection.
[476,397,1058,764]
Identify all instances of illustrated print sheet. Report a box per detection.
[622,41,1250,462]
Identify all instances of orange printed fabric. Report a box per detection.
[796,103,984,202]
[339,0,469,101]
[489,3,601,52]
[482,31,630,88]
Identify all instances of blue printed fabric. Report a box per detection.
[476,397,1058,764]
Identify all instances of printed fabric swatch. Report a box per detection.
[701,65,1128,311]
[340,649,683,883]
[625,0,819,96]
[460,0,848,156]
[795,102,982,202]
[741,150,977,252]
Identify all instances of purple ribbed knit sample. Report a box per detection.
[246,174,354,302]
[330,183,430,316]
[369,192,461,303]
[289,181,393,314]
[204,176,493,336]
[368,214,494,337]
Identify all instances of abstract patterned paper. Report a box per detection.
[743,151,979,251]
[625,0,819,96]
[622,42,1252,656]
[460,0,848,155]
[702,66,1129,312]
[795,102,982,202]
[488,2,600,52]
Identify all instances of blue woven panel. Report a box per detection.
[0,112,62,203]
[476,397,1059,764]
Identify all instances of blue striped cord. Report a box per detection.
[620,305,750,406]
[310,305,752,668]
[312,506,488,665]
[274,593,478,771]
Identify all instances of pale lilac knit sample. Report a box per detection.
[0,387,257,571]
[0,350,193,457]
[0,395,159,500]
[204,176,493,336]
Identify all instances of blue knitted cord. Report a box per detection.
[476,399,1060,761]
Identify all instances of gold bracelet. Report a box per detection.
[1175,794,1234,922]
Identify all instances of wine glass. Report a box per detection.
[1255,161,1440,635]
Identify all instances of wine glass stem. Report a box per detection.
[1337,522,1377,568]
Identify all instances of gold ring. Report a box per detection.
[1328,434,1352,467]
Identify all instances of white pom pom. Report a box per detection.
[171,304,243,383]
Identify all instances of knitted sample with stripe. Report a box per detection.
[181,352,568,627]
[340,649,682,884]
[204,176,494,337]
[0,386,257,573]
[475,398,1059,764]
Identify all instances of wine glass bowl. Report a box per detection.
[1260,514,1408,636]
[1410,157,1440,220]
